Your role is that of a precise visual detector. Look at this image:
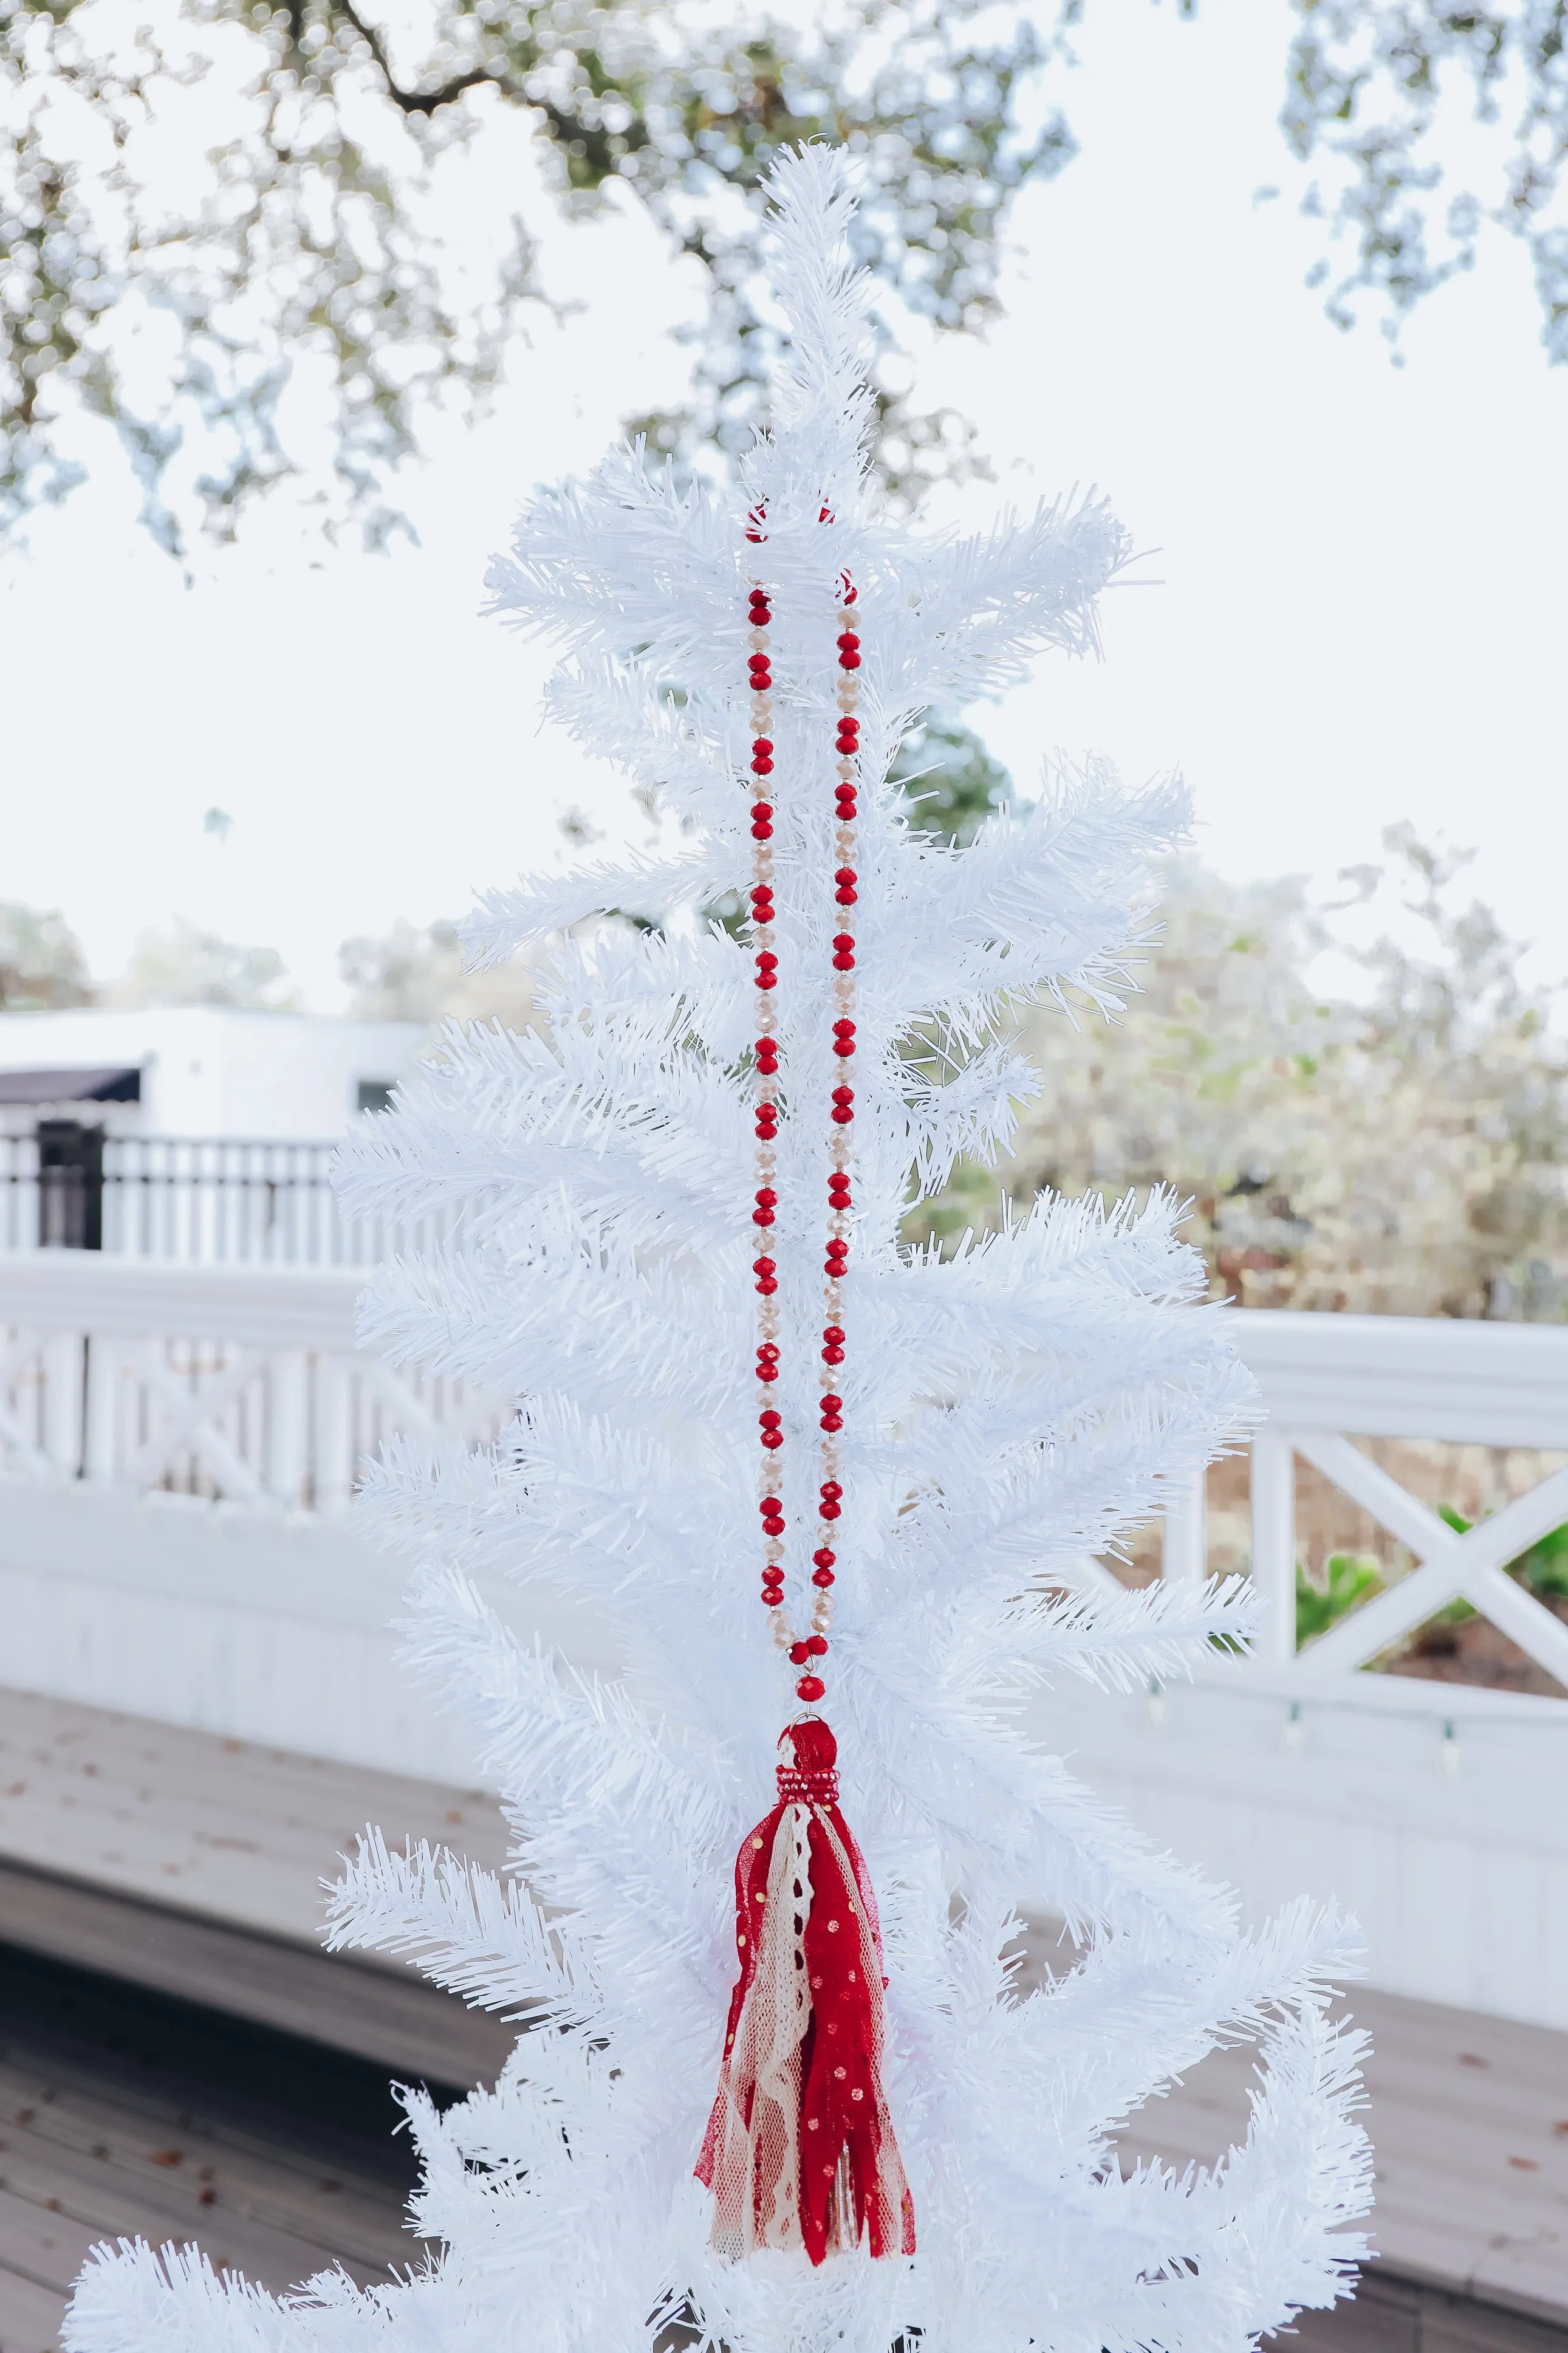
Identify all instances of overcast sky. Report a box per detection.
[5,0,1565,1011]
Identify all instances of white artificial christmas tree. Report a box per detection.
[66,145,1372,2353]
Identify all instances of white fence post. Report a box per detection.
[1161,1466,1208,1589]
[41,1330,84,1475]
[267,1350,309,1510]
[83,1335,122,1483]
[1248,1427,1298,1664]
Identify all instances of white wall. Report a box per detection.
[0,1008,429,1138]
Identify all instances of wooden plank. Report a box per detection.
[0,2254,65,2353]
[0,2130,403,2296]
[0,2051,406,2262]
[0,2182,91,2298]
[0,1860,516,2087]
[0,1686,510,1946]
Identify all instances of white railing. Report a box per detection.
[0,1133,462,1264]
[4,1259,1567,1693]
[0,1250,502,1515]
[1171,1312,1568,1703]
[4,1257,1567,2019]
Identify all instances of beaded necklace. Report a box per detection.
[694,526,914,2269]
[747,557,861,1711]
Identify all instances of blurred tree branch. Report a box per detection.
[1281,1,1568,362]
[4,0,1562,557]
[0,0,1068,551]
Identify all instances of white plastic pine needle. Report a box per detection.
[63,143,1372,2353]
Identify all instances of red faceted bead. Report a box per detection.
[823,1325,844,1343]
[761,1590,784,1606]
[832,953,854,970]
[753,1207,775,1225]
[751,757,774,776]
[838,652,861,671]
[821,1482,843,1499]
[759,1496,781,1514]
[834,869,857,887]
[834,1038,855,1056]
[832,933,855,952]
[807,1635,828,1658]
[812,1548,836,1568]
[759,1410,781,1429]
[822,1347,844,1365]
[834,889,857,908]
[818,1500,841,1520]
[832,1087,853,1105]
[830,1107,853,1125]
[796,1674,826,1703]
[753,1256,775,1277]
[756,1278,778,1295]
[821,1415,843,1432]
[821,1393,843,1412]
[812,1567,835,1588]
[751,825,773,843]
[761,1430,782,1449]
[833,1020,855,1036]
[789,1641,811,1666]
[755,1187,777,1207]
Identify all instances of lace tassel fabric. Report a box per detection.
[697,1721,915,2265]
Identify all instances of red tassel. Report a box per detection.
[696,1720,916,2264]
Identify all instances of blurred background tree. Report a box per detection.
[908,804,1568,1322]
[338,912,541,1025]
[0,901,94,1005]
[101,914,301,1006]
[4,0,1564,554]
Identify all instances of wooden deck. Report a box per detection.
[2,1687,1566,2348]
[0,1938,431,2351]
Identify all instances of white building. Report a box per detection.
[0,1007,430,1140]
[0,1009,435,1259]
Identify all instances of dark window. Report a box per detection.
[356,1080,395,1116]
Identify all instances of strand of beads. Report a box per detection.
[747,579,790,1638]
[791,582,861,1709]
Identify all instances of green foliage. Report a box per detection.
[1295,1551,1384,1645]
[891,715,1014,847]
[1439,1502,1568,1599]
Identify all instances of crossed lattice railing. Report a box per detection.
[4,1259,1568,1698]
[0,1253,502,1516]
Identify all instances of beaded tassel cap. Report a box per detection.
[697,1721,915,2265]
